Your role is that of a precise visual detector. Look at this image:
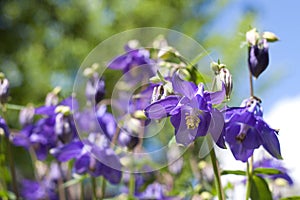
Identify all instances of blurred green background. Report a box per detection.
[0,0,256,107]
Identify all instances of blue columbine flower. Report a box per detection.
[50,136,122,184]
[145,72,226,147]
[224,97,282,162]
[85,74,106,104]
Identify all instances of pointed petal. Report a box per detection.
[144,96,180,119]
[208,82,226,105]
[208,109,226,148]
[256,118,282,159]
[172,72,197,99]
[50,141,83,162]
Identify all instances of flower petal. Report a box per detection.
[50,141,83,162]
[144,96,180,119]
[207,82,226,105]
[256,118,282,159]
[208,109,226,148]
[172,72,197,99]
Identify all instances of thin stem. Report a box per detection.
[245,156,253,200]
[207,136,224,200]
[99,177,106,199]
[29,146,40,180]
[128,172,135,199]
[80,182,84,200]
[249,72,254,97]
[5,104,25,111]
[6,137,19,199]
[209,143,225,200]
[91,177,97,200]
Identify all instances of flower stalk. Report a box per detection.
[208,137,225,200]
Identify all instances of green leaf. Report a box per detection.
[250,175,272,200]
[254,167,283,175]
[280,196,300,200]
[221,170,246,176]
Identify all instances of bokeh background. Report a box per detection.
[1,0,299,198]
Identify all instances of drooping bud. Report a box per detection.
[219,68,233,100]
[45,87,61,106]
[19,105,35,127]
[55,106,74,143]
[248,39,269,78]
[85,74,105,104]
[0,73,9,104]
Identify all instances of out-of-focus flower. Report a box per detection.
[51,137,122,184]
[21,179,58,200]
[254,158,293,185]
[219,67,233,100]
[0,72,9,104]
[136,182,177,200]
[19,105,35,127]
[13,97,78,160]
[85,74,105,104]
[145,72,226,147]
[224,97,282,162]
[0,116,10,138]
[108,47,154,73]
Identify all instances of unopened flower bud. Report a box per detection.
[219,68,233,99]
[45,87,61,106]
[248,39,269,78]
[19,105,35,127]
[0,73,9,104]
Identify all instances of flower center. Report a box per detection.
[185,112,200,130]
[235,124,250,142]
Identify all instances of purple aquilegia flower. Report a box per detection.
[13,97,78,160]
[248,39,269,78]
[254,158,293,185]
[224,97,282,162]
[51,137,122,184]
[145,72,226,147]
[21,179,58,200]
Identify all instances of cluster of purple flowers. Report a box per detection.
[0,28,289,200]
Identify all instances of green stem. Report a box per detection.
[128,172,135,199]
[6,137,19,199]
[245,156,253,200]
[91,177,97,200]
[29,146,40,180]
[209,141,225,200]
[80,182,84,200]
[99,177,106,199]
[5,104,25,111]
